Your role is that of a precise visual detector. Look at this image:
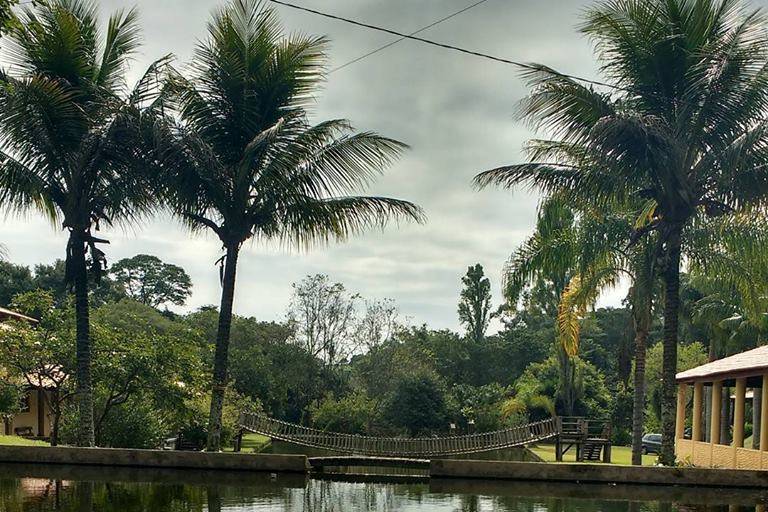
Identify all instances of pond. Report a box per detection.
[1,463,766,512]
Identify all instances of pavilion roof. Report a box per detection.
[676,345,768,383]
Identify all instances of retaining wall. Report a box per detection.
[430,459,768,488]
[0,445,309,473]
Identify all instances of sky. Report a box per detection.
[0,0,631,331]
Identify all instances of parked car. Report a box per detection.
[642,433,662,454]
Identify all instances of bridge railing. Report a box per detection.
[239,412,559,457]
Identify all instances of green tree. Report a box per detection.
[458,264,492,343]
[0,261,33,305]
[110,254,193,308]
[158,0,423,450]
[386,372,450,436]
[0,290,76,445]
[475,0,768,464]
[287,274,360,367]
[310,391,378,434]
[90,300,206,445]
[0,1,168,445]
[32,259,126,307]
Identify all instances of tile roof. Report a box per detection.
[676,345,768,382]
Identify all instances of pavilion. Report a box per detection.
[675,345,768,470]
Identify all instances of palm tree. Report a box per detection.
[158,0,424,451]
[500,194,656,463]
[0,0,166,445]
[475,0,768,464]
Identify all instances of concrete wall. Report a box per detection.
[430,459,768,488]
[0,445,309,473]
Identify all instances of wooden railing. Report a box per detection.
[239,412,559,458]
[558,416,611,441]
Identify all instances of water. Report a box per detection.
[1,463,766,511]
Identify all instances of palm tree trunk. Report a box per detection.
[631,322,649,465]
[70,230,95,447]
[660,224,682,466]
[721,387,730,444]
[753,388,761,450]
[206,243,240,451]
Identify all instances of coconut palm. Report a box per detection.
[475,0,768,464]
[0,0,167,446]
[158,0,424,451]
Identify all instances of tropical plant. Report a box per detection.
[158,0,423,450]
[0,0,168,445]
[475,0,768,464]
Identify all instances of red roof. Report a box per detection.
[676,345,768,382]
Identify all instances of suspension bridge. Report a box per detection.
[239,413,571,458]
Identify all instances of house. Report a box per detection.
[0,306,55,440]
[675,345,768,470]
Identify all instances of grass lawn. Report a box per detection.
[224,433,271,453]
[529,443,657,466]
[0,435,49,447]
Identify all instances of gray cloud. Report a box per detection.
[0,0,645,329]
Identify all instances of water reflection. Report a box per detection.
[0,464,766,512]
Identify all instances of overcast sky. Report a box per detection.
[0,0,635,330]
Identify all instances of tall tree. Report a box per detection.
[475,0,768,464]
[110,254,192,308]
[159,0,423,450]
[458,264,492,343]
[0,0,167,445]
[287,274,360,367]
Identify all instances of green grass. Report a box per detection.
[224,433,271,453]
[529,443,657,466]
[0,435,49,447]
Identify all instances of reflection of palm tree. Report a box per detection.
[75,481,93,512]
[206,486,222,512]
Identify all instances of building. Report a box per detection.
[675,345,768,470]
[0,306,54,439]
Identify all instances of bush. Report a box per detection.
[0,380,21,420]
[450,383,511,432]
[178,388,260,448]
[97,397,166,448]
[310,391,378,434]
[385,372,449,436]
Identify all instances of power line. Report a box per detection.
[330,0,491,74]
[268,0,624,92]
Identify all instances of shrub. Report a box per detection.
[310,391,378,434]
[385,372,449,436]
[97,397,166,448]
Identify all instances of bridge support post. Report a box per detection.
[234,429,243,453]
[602,442,611,463]
[554,417,563,462]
